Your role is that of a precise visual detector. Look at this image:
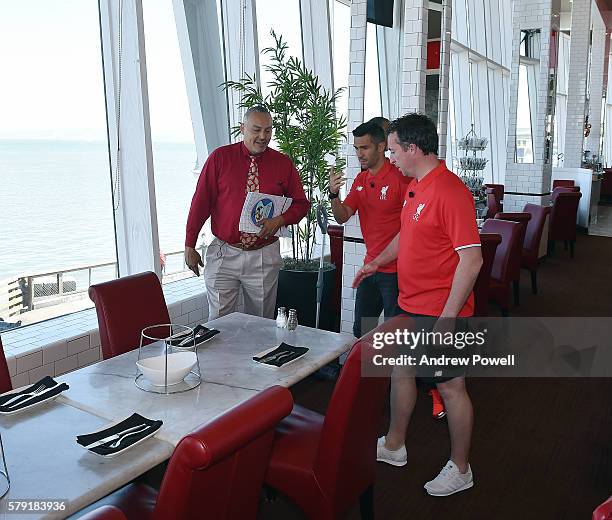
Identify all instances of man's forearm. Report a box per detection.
[440,251,483,317]
[371,233,400,268]
[331,198,352,224]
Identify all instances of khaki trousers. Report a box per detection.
[204,238,282,320]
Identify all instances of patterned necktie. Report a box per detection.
[240,156,260,248]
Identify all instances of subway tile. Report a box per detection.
[16,350,43,374]
[6,356,16,377]
[28,363,55,383]
[42,340,68,365]
[78,347,101,367]
[11,372,29,390]
[67,335,90,357]
[55,355,79,376]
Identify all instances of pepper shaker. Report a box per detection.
[287,309,298,331]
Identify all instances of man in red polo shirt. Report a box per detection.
[353,113,482,496]
[184,105,309,320]
[329,121,410,338]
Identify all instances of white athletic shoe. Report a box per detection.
[424,460,474,496]
[376,436,407,467]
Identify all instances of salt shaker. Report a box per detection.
[276,307,287,328]
[287,309,298,331]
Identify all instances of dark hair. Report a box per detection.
[352,121,386,145]
[244,104,271,120]
[367,117,391,134]
[388,113,438,155]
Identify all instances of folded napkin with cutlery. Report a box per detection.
[253,343,309,368]
[167,324,220,348]
[0,376,69,414]
[77,413,162,457]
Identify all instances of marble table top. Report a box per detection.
[0,401,173,519]
[2,313,354,518]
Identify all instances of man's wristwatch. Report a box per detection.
[329,190,339,200]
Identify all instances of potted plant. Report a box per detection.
[223,31,346,328]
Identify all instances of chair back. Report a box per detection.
[153,386,293,520]
[552,179,575,189]
[486,189,501,219]
[0,336,12,393]
[522,204,550,270]
[593,495,612,520]
[474,233,502,317]
[551,186,580,202]
[493,212,531,282]
[88,272,170,360]
[549,192,582,241]
[484,184,504,207]
[481,219,522,284]
[313,341,390,515]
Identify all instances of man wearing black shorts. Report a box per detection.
[353,113,482,496]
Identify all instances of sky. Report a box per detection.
[0,0,194,142]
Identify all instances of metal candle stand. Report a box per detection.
[135,324,201,395]
[457,124,489,217]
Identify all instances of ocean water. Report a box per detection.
[0,139,198,281]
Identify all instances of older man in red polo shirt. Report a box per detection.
[184,105,309,320]
[353,113,482,496]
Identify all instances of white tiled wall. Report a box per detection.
[563,0,592,168]
[401,0,428,114]
[437,0,452,158]
[1,277,209,389]
[504,0,559,211]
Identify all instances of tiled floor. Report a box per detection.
[589,203,612,237]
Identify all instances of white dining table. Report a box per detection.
[0,313,354,519]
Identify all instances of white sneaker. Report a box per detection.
[376,436,407,467]
[424,460,474,496]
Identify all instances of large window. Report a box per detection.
[0,1,116,328]
[330,0,351,126]
[142,0,199,283]
[363,23,382,121]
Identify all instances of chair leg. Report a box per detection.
[570,241,575,258]
[530,271,538,295]
[513,281,520,306]
[359,485,374,520]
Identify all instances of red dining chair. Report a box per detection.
[551,185,580,202]
[79,506,127,520]
[484,183,504,210]
[593,495,612,520]
[89,272,171,360]
[485,188,501,219]
[474,233,502,317]
[521,204,551,294]
[78,386,293,520]
[264,340,390,519]
[481,219,522,316]
[494,212,532,305]
[0,336,12,393]
[552,179,575,189]
[549,192,582,257]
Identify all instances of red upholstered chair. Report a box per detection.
[552,179,575,189]
[0,337,12,393]
[549,192,582,257]
[551,185,580,202]
[484,183,504,209]
[79,386,293,520]
[521,203,551,294]
[79,506,127,520]
[474,233,502,317]
[601,169,612,200]
[89,272,170,359]
[481,219,522,316]
[264,341,390,519]
[593,495,612,520]
[485,188,501,219]
[493,212,531,305]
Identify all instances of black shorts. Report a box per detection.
[396,311,471,384]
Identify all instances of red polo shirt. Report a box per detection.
[398,162,480,317]
[185,142,310,247]
[344,159,411,272]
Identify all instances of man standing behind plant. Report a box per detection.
[329,121,411,338]
[184,105,309,320]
